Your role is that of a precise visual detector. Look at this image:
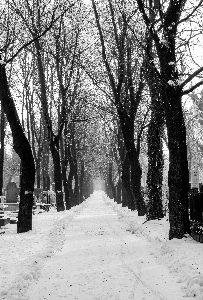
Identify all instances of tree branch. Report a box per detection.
[182,81,203,95]
[178,0,203,25]
[108,0,120,50]
[6,3,74,64]
[180,67,203,88]
[91,0,116,93]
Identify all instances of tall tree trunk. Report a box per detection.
[83,171,92,199]
[116,176,122,204]
[0,104,5,195]
[144,20,164,220]
[50,142,65,211]
[0,62,35,233]
[136,0,190,239]
[36,158,41,189]
[73,159,80,206]
[108,161,117,202]
[146,101,164,219]
[34,40,64,211]
[79,160,85,203]
[67,144,75,206]
[130,153,145,215]
[145,69,164,219]
[121,154,134,209]
[120,118,146,215]
[165,88,190,239]
[42,139,50,191]
[156,21,190,238]
[60,135,71,210]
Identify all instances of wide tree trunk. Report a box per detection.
[144,36,164,220]
[42,138,50,191]
[60,135,71,210]
[0,104,5,195]
[36,158,41,189]
[0,62,35,233]
[79,160,85,203]
[146,96,164,220]
[157,30,190,238]
[108,162,117,202]
[121,154,134,209]
[50,142,65,212]
[67,144,76,206]
[121,121,146,215]
[130,152,146,215]
[83,171,92,199]
[67,167,74,206]
[105,177,113,199]
[116,176,122,204]
[165,88,190,239]
[73,160,80,206]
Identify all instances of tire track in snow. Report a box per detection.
[105,215,168,300]
[103,194,186,300]
[0,201,88,300]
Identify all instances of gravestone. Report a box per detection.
[6,182,19,203]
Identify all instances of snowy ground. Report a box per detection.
[0,191,203,300]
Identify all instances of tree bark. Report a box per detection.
[73,159,80,206]
[116,176,122,204]
[60,135,71,210]
[145,67,164,220]
[67,144,77,206]
[130,152,146,215]
[79,160,85,203]
[108,161,117,202]
[165,87,190,239]
[50,141,64,211]
[0,62,35,233]
[0,103,5,195]
[36,158,41,189]
[121,154,134,209]
[156,24,190,238]
[119,113,146,214]
[146,101,164,220]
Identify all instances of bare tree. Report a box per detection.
[136,0,203,239]
[91,0,147,215]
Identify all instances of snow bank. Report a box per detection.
[0,200,88,300]
[103,193,203,300]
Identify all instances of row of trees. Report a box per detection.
[0,0,203,239]
[89,0,203,239]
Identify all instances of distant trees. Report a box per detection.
[0,0,90,231]
[91,0,147,215]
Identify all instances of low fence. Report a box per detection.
[190,192,203,222]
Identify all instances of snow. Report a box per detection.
[167,80,176,86]
[0,191,202,299]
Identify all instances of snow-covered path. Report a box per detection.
[24,192,188,300]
